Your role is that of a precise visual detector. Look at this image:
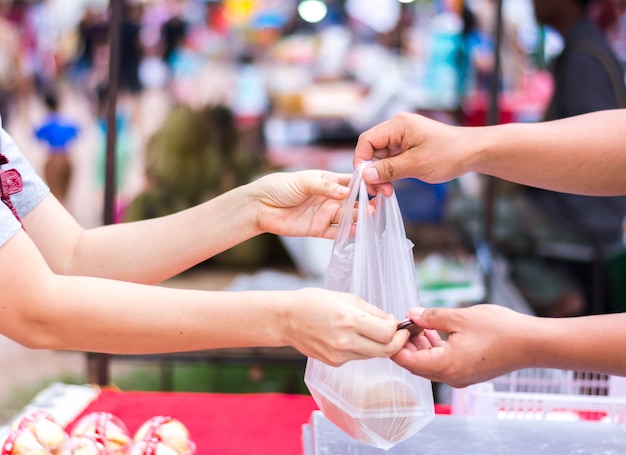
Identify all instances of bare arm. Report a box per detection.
[353,107,626,385]
[26,171,349,283]
[2,170,410,364]
[392,305,626,388]
[472,110,626,195]
[354,109,626,196]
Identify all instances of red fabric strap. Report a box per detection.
[0,153,23,226]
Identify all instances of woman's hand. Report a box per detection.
[281,287,410,366]
[251,170,352,239]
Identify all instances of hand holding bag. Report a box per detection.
[304,162,435,450]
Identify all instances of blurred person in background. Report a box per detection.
[462,0,527,98]
[71,5,109,91]
[119,1,145,96]
[33,87,80,206]
[511,0,626,316]
[589,0,623,35]
[537,0,626,119]
[0,0,21,128]
[160,0,189,70]
[24,0,64,94]
[458,0,626,318]
[230,50,269,160]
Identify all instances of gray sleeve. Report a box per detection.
[0,127,50,246]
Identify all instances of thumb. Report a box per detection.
[409,307,456,333]
[362,155,415,185]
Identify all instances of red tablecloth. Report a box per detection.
[66,389,451,455]
[66,389,318,455]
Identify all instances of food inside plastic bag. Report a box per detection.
[304,162,435,450]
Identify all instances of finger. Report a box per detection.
[402,339,419,353]
[322,172,352,196]
[319,205,358,239]
[353,120,397,166]
[362,154,417,185]
[410,307,458,333]
[320,224,338,240]
[366,181,394,197]
[334,172,352,187]
[352,329,410,359]
[392,345,442,378]
[391,329,411,353]
[423,328,445,347]
[349,308,398,344]
[302,171,350,199]
[391,344,427,368]
[320,171,352,189]
[414,332,436,350]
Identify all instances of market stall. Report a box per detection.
[0,384,320,455]
[5,380,626,455]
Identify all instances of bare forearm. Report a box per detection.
[71,185,258,283]
[8,273,287,354]
[5,170,405,365]
[395,305,626,388]
[525,313,626,375]
[470,110,626,196]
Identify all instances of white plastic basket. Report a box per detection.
[451,369,626,424]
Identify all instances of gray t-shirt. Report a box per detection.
[0,126,50,246]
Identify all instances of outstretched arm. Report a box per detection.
[3,170,409,364]
[392,305,626,388]
[26,170,351,284]
[354,109,626,197]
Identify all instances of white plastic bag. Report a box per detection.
[304,162,435,450]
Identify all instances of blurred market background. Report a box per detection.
[1,0,626,424]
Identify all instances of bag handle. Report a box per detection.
[334,161,372,246]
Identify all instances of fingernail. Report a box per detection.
[409,307,424,318]
[363,167,380,183]
[336,185,349,195]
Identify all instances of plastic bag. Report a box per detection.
[304,162,435,450]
